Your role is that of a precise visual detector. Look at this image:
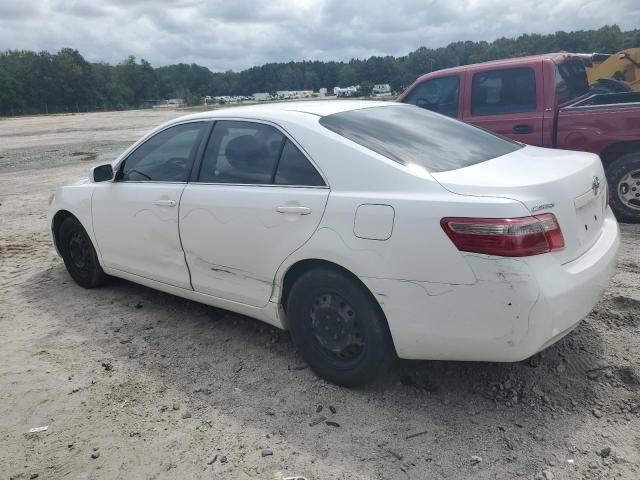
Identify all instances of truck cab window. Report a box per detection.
[403,76,460,118]
[471,68,536,116]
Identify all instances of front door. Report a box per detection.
[179,120,330,307]
[92,121,205,289]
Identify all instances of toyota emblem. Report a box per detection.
[592,176,600,196]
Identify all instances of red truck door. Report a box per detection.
[461,63,545,146]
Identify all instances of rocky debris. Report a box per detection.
[261,449,273,457]
[325,421,340,428]
[536,470,554,480]
[219,455,228,464]
[599,447,611,458]
[488,379,522,405]
[470,455,482,465]
[30,474,38,479]
[134,301,143,309]
[387,449,403,461]
[309,416,326,427]
[405,430,429,440]
[316,405,323,413]
[101,362,113,371]
[329,405,337,414]
[592,408,603,418]
[172,402,180,410]
[288,363,307,371]
[91,451,100,459]
[207,455,218,465]
[181,411,192,419]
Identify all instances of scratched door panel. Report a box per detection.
[179,184,329,307]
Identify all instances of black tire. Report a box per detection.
[286,267,395,386]
[58,217,107,288]
[605,152,640,224]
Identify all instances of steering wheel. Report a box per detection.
[416,97,438,112]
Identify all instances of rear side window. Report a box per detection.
[471,68,536,116]
[319,105,522,173]
[403,76,459,117]
[274,140,325,186]
[556,58,590,104]
[198,120,325,186]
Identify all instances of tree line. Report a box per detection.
[1,25,638,116]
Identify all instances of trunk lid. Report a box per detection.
[432,146,608,264]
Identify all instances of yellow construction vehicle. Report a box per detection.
[576,48,640,93]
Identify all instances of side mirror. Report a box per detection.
[91,164,114,183]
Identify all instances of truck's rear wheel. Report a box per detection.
[605,152,640,224]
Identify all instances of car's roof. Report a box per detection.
[173,100,396,124]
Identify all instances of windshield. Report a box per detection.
[319,105,523,173]
[556,58,590,104]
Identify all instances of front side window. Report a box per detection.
[120,122,203,182]
[199,121,325,186]
[319,105,523,173]
[403,76,460,117]
[471,68,536,116]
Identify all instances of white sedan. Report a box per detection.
[48,101,620,386]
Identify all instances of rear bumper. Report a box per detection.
[361,210,620,361]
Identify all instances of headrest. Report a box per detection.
[225,135,263,171]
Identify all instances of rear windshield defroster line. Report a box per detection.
[319,105,523,173]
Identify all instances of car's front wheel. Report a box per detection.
[286,267,395,386]
[58,217,107,288]
[606,152,640,224]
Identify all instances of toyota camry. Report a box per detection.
[48,101,620,386]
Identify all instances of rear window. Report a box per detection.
[318,105,523,173]
[556,58,590,104]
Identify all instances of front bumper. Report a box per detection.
[361,210,620,362]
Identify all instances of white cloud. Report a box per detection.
[0,0,638,71]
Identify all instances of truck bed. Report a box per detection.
[567,91,640,109]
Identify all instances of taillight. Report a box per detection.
[440,213,565,257]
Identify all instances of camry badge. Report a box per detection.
[592,176,600,196]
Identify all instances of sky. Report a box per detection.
[1,0,638,72]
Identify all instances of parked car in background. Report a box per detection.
[399,53,640,223]
[48,101,619,386]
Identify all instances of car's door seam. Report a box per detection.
[177,183,195,291]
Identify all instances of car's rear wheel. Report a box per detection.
[58,217,107,288]
[605,152,640,224]
[286,267,394,386]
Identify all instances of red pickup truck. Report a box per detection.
[398,53,640,223]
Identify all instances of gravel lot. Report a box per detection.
[1,109,639,480]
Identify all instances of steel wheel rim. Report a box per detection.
[309,292,366,363]
[617,168,640,211]
[69,233,91,271]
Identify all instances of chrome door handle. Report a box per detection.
[276,205,312,215]
[154,199,177,207]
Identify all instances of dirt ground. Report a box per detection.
[1,109,639,480]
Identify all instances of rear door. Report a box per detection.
[179,120,329,307]
[462,64,545,146]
